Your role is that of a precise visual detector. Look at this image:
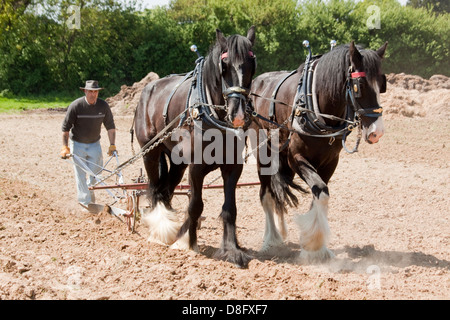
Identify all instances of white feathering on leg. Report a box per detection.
[294,192,334,263]
[143,202,181,245]
[170,229,199,252]
[260,193,284,252]
[275,210,288,240]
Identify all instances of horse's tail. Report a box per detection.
[270,160,308,215]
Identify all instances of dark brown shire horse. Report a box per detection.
[134,27,256,268]
[251,41,388,263]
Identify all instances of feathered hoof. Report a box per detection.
[214,248,252,269]
[142,203,181,246]
[260,238,284,254]
[170,231,199,252]
[298,246,335,265]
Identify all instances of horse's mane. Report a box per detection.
[203,33,253,95]
[312,44,382,103]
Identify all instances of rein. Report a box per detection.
[250,93,358,138]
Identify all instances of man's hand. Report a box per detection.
[108,145,117,156]
[60,146,71,159]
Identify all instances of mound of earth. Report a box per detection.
[106,72,159,116]
[381,73,449,119]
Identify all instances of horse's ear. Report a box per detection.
[349,41,363,69]
[216,29,227,52]
[247,25,256,46]
[376,41,388,58]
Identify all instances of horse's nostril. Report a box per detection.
[232,118,245,128]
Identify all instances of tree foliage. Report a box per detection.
[407,0,450,14]
[0,0,448,96]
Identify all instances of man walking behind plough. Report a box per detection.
[60,80,117,212]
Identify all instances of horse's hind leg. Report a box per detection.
[142,150,181,245]
[167,157,188,199]
[290,154,336,263]
[214,164,251,268]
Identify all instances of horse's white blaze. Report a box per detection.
[234,103,246,124]
[143,202,181,245]
[364,81,385,144]
[232,64,246,126]
[234,63,244,88]
[364,117,385,144]
[294,192,334,263]
[260,192,284,252]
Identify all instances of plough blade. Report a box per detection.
[88,203,127,216]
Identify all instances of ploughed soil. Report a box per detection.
[0,73,448,300]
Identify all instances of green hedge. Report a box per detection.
[0,0,448,96]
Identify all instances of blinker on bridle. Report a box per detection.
[347,68,383,118]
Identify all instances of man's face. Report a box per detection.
[84,90,99,105]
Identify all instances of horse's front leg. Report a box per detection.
[258,166,285,252]
[289,153,337,264]
[214,164,252,268]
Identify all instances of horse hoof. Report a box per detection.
[260,237,285,254]
[214,248,252,268]
[170,232,199,252]
[298,246,335,264]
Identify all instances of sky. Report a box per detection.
[137,0,171,9]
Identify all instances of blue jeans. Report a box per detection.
[70,140,103,206]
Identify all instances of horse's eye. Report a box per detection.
[221,61,227,73]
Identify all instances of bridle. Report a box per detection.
[194,50,255,132]
[220,51,254,106]
[346,68,384,119]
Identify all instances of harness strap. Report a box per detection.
[163,71,194,126]
[269,69,297,120]
[251,109,352,139]
[117,109,188,172]
[292,56,351,137]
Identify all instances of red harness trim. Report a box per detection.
[221,51,254,60]
[351,71,366,78]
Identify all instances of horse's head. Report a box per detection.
[213,26,256,128]
[348,41,388,144]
